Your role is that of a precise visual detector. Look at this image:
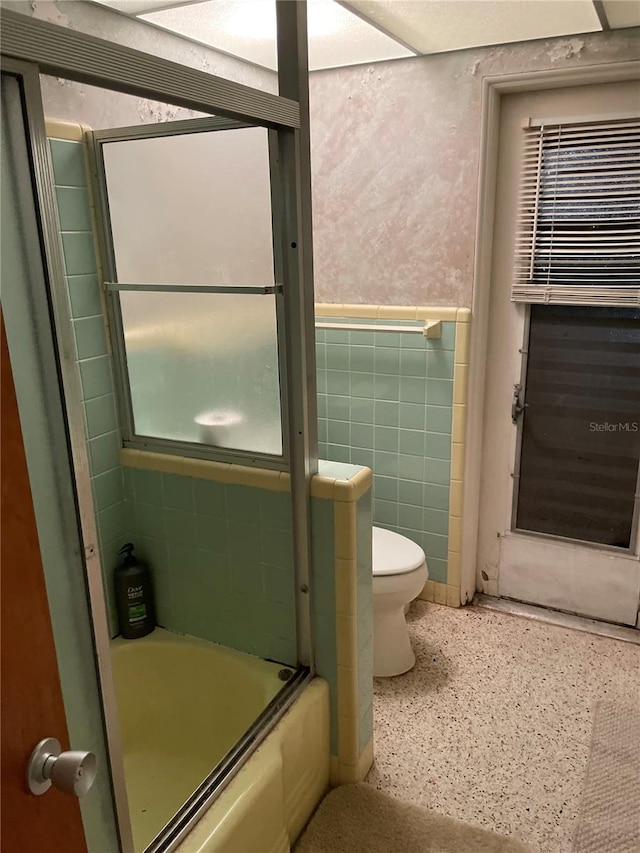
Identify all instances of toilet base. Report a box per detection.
[373,607,416,677]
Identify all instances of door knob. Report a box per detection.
[27,737,97,797]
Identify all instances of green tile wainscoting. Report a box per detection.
[315,305,472,608]
[316,318,454,584]
[124,470,297,665]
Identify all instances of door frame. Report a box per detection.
[461,59,640,608]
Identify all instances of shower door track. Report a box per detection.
[105,283,283,295]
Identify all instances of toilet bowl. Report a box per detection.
[372,526,428,677]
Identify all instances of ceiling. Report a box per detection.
[90,0,640,72]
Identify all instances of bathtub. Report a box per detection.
[176,677,329,853]
[111,628,289,852]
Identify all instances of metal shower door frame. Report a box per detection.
[1,5,318,850]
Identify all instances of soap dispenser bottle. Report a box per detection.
[114,543,154,639]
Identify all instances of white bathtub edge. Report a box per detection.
[176,678,330,853]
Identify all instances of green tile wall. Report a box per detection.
[49,138,129,636]
[317,319,454,583]
[125,471,297,665]
[309,496,338,755]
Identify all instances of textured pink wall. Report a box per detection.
[309,28,639,308]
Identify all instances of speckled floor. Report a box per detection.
[367,601,640,853]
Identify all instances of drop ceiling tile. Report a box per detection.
[347,0,603,55]
[140,0,412,71]
[310,0,414,69]
[142,0,277,69]
[603,0,640,28]
[90,0,197,14]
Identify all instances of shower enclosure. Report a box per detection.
[1,5,318,852]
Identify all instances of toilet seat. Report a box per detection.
[373,526,426,576]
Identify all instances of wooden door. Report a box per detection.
[1,312,87,853]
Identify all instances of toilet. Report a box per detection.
[372,526,428,677]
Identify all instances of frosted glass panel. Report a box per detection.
[102,127,274,286]
[121,291,282,455]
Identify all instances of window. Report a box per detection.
[513,116,640,306]
[94,119,287,462]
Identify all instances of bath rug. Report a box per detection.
[572,697,640,853]
[294,783,531,853]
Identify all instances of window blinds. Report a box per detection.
[513,117,640,306]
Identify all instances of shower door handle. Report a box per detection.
[27,737,97,797]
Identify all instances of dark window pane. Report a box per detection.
[516,305,640,548]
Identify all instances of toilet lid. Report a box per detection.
[372,526,426,576]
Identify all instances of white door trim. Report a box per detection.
[461,59,640,605]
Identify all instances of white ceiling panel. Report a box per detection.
[90,0,196,14]
[603,0,640,28]
[347,0,602,54]
[140,0,413,70]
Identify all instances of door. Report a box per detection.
[478,81,640,626]
[1,314,87,852]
